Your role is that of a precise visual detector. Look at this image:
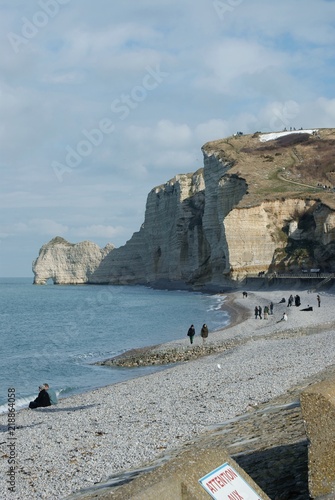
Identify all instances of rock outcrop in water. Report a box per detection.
[33,237,114,285]
[33,129,335,286]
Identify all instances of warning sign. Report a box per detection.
[199,462,262,499]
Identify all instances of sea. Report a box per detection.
[0,278,229,413]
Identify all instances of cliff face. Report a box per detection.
[224,199,318,278]
[90,170,209,284]
[32,129,335,286]
[32,237,114,284]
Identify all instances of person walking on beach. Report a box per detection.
[263,305,269,319]
[269,302,274,315]
[254,306,259,319]
[187,324,195,344]
[258,306,262,319]
[200,324,209,344]
[317,294,321,307]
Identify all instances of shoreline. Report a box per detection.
[0,285,231,413]
[1,287,335,499]
[95,292,249,368]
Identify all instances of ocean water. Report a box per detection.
[0,278,229,412]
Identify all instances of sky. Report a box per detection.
[1,0,335,277]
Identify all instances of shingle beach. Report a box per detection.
[1,287,335,499]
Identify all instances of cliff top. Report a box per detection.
[203,127,335,210]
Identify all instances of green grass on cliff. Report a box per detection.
[203,128,335,210]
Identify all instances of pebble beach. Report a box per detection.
[1,287,335,499]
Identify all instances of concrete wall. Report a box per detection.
[301,378,335,498]
[94,448,270,499]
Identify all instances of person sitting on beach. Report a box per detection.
[44,383,58,405]
[29,385,51,409]
[200,324,209,344]
[301,305,313,311]
[277,312,288,323]
[279,297,286,303]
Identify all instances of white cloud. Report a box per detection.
[197,38,287,95]
[127,120,192,148]
[73,225,125,239]
[1,0,335,275]
[6,219,69,237]
[195,119,230,144]
[317,97,335,119]
[260,101,301,133]
[41,71,85,85]
[155,120,192,147]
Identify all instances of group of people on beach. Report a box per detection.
[286,294,301,307]
[254,302,274,319]
[29,383,58,409]
[253,292,322,323]
[187,324,209,344]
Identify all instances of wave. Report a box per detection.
[70,350,118,363]
[0,389,64,415]
[0,395,34,415]
[208,294,227,311]
[57,386,79,396]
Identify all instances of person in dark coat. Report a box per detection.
[187,324,195,344]
[200,324,209,344]
[29,385,51,409]
[258,306,262,319]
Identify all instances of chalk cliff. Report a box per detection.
[33,129,335,286]
[33,237,114,284]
